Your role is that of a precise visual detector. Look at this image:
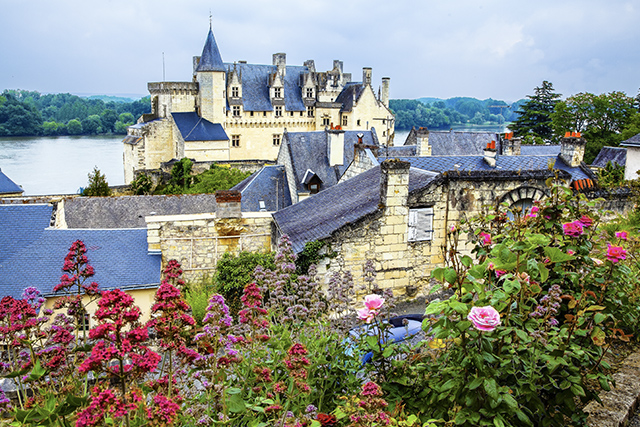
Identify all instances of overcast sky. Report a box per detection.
[2,0,638,103]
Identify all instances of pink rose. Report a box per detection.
[579,215,593,227]
[567,250,575,255]
[364,294,385,311]
[495,270,506,277]
[616,231,628,240]
[467,306,501,332]
[479,232,492,246]
[526,206,539,218]
[606,244,627,263]
[563,221,584,237]
[357,307,375,324]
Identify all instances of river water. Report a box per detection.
[0,136,125,196]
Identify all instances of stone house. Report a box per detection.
[123,24,395,183]
[621,133,640,180]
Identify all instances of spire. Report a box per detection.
[196,24,225,72]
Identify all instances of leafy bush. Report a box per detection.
[82,166,111,197]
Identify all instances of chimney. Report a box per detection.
[304,59,316,73]
[215,190,242,218]
[501,132,521,156]
[381,77,390,108]
[273,53,286,76]
[363,67,372,87]
[380,159,410,214]
[560,132,586,167]
[416,127,431,156]
[333,60,343,74]
[327,128,345,167]
[484,141,497,167]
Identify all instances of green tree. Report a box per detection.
[186,164,251,194]
[169,158,193,189]
[510,80,561,141]
[81,114,102,135]
[82,166,111,196]
[67,119,83,135]
[100,109,118,133]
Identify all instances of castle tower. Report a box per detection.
[196,25,226,124]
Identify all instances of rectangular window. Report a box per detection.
[408,207,434,242]
[231,87,239,97]
[342,115,348,127]
[357,119,361,126]
[250,111,254,117]
[232,106,241,117]
[273,134,281,146]
[275,106,283,117]
[231,135,240,147]
[307,106,314,117]
[290,111,294,117]
[274,87,282,98]
[263,111,267,117]
[306,88,314,98]
[322,117,330,126]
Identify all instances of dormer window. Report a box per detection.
[232,106,241,117]
[306,88,314,98]
[274,87,282,98]
[231,87,239,97]
[302,169,322,194]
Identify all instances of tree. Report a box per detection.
[67,119,83,135]
[510,81,561,142]
[82,166,111,196]
[81,114,102,135]
[169,158,193,189]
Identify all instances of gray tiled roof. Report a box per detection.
[62,194,218,229]
[0,169,23,194]
[335,82,365,112]
[196,27,225,72]
[0,204,52,263]
[592,147,627,169]
[428,131,502,156]
[0,228,160,299]
[520,145,561,156]
[273,166,437,253]
[621,133,640,147]
[377,155,593,182]
[233,165,292,212]
[172,112,228,141]
[380,145,417,157]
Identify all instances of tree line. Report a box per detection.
[0,89,151,137]
[510,81,640,163]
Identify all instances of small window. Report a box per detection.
[309,183,319,194]
[306,88,314,98]
[274,87,282,98]
[357,119,361,126]
[231,87,239,97]
[382,119,386,125]
[250,111,254,117]
[231,135,240,147]
[79,313,90,332]
[408,207,434,241]
[342,115,348,127]
[300,111,304,117]
[322,117,330,126]
[232,106,241,117]
[263,111,267,117]
[307,106,314,117]
[273,134,281,146]
[382,131,386,136]
[290,111,294,117]
[275,106,283,117]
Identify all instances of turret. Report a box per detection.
[196,25,226,124]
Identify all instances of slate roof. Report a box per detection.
[377,155,594,182]
[273,166,438,253]
[286,130,379,193]
[62,194,218,229]
[226,63,307,112]
[592,147,627,169]
[0,228,160,299]
[403,131,502,156]
[196,27,225,72]
[0,168,23,195]
[233,165,292,212]
[335,82,365,112]
[172,112,229,141]
[621,133,640,147]
[0,204,52,264]
[520,145,561,156]
[380,145,417,157]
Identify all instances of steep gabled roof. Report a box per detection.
[0,204,52,263]
[172,112,228,141]
[232,165,292,212]
[335,82,365,112]
[0,169,23,195]
[196,27,225,72]
[592,146,627,169]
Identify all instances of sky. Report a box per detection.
[1,0,639,103]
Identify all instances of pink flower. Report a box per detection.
[467,306,501,332]
[562,221,584,237]
[364,294,385,311]
[616,231,629,240]
[358,307,376,324]
[567,250,575,255]
[579,215,593,227]
[479,232,491,245]
[526,206,539,218]
[495,270,506,278]
[606,244,627,263]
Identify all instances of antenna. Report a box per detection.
[162,52,166,82]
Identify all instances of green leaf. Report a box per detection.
[28,359,47,381]
[594,313,607,324]
[444,268,458,285]
[461,255,473,267]
[382,346,394,358]
[226,393,246,413]
[585,305,606,312]
[468,377,484,390]
[503,393,518,410]
[449,301,468,314]
[543,246,575,263]
[226,387,242,395]
[538,265,549,283]
[484,378,499,400]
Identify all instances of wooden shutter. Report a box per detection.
[408,207,433,241]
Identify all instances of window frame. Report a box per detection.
[408,207,434,242]
[231,135,240,147]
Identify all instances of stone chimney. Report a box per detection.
[483,141,497,167]
[273,53,286,76]
[363,67,372,87]
[560,132,586,167]
[327,128,345,167]
[215,190,241,218]
[381,77,390,108]
[501,132,521,156]
[380,159,410,211]
[304,59,316,73]
[416,127,431,156]
[333,60,343,74]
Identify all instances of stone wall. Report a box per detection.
[146,212,273,281]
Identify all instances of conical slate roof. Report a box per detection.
[196,27,225,72]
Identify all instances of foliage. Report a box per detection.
[169,158,193,189]
[596,161,626,188]
[157,161,251,195]
[130,172,153,195]
[82,166,111,197]
[296,240,335,275]
[184,275,217,325]
[511,80,561,141]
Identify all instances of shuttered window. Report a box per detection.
[408,207,434,241]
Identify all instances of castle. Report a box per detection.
[123,24,395,183]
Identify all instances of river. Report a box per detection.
[0,135,125,196]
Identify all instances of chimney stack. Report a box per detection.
[327,128,345,167]
[484,141,497,167]
[416,127,431,156]
[215,190,242,218]
[273,53,286,76]
[363,67,372,87]
[381,77,390,108]
[501,132,521,156]
[560,132,586,167]
[380,159,410,211]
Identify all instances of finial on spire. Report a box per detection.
[209,10,212,29]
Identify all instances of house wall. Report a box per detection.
[346,87,395,144]
[146,212,273,282]
[625,146,640,181]
[124,119,177,183]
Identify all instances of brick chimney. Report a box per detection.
[416,127,431,156]
[327,128,345,167]
[215,190,241,218]
[501,132,521,156]
[484,141,497,167]
[560,132,586,167]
